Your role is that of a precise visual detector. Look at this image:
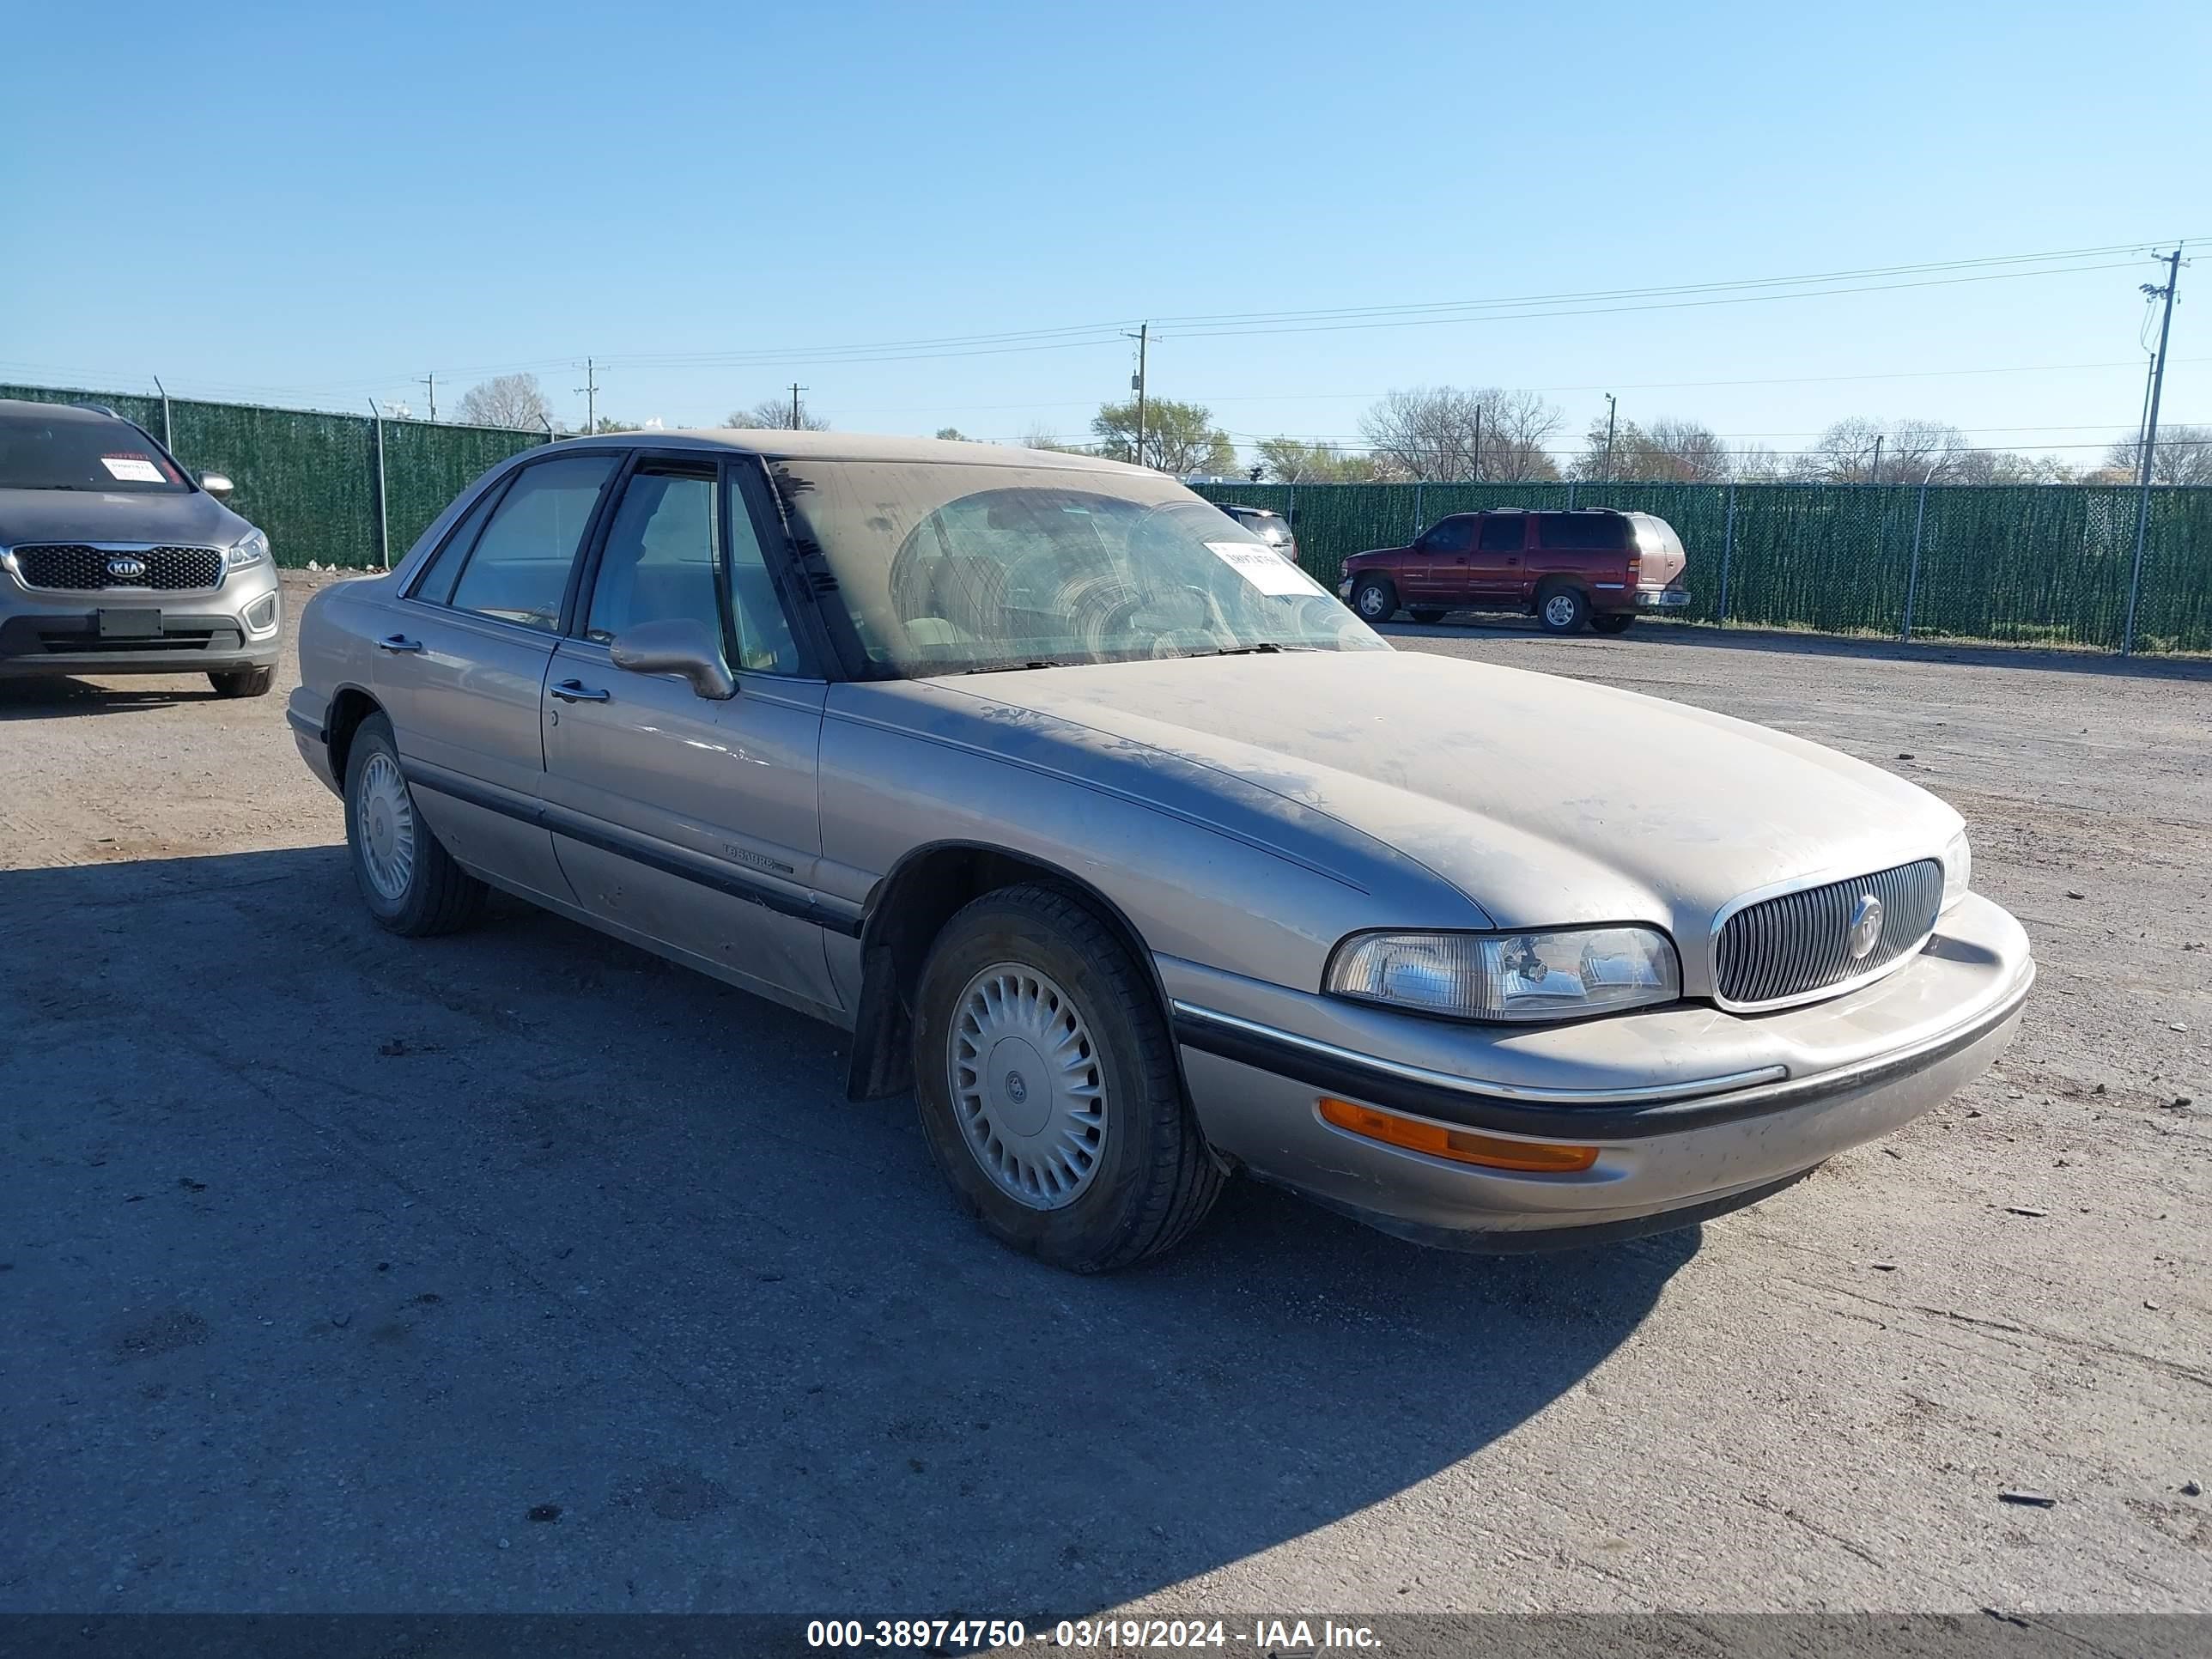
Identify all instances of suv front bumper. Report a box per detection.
[0,562,282,679]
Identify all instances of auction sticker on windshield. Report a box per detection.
[1204,540,1321,597]
[100,454,168,483]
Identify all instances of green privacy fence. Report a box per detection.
[1192,477,2212,654]
[1,382,547,570]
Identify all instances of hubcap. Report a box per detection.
[948,963,1106,1210]
[1358,586,1385,617]
[356,751,417,902]
[1546,593,1577,627]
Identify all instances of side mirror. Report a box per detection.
[609,617,737,701]
[199,471,235,498]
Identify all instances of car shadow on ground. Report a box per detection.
[1376,615,2212,680]
[0,676,224,718]
[3,846,1698,1615]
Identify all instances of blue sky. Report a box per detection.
[4,1,2205,465]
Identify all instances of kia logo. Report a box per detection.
[106,556,148,580]
[1847,893,1885,960]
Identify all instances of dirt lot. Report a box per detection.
[2,572,2207,1618]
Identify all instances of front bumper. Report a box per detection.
[0,564,281,678]
[1164,892,2032,1249]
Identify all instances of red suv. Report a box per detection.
[1338,507,1690,634]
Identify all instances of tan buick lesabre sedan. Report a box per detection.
[289,433,2033,1271]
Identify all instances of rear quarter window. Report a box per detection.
[1534,513,1631,550]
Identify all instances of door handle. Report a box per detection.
[550,678,611,703]
[376,634,424,653]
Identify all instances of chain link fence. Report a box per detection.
[1194,477,2212,653]
[7,382,2204,653]
[2,382,547,572]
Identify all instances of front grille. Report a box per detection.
[1714,859,1944,1008]
[14,544,226,592]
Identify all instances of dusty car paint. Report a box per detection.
[290,430,2032,1252]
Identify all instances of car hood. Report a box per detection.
[0,486,252,548]
[927,648,1960,938]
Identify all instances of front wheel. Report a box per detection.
[210,665,275,698]
[343,714,489,936]
[1352,577,1398,623]
[912,884,1223,1272]
[1590,613,1635,635]
[1537,586,1589,634]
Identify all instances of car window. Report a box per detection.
[1421,517,1474,555]
[410,481,507,605]
[1535,512,1631,550]
[723,476,804,674]
[447,454,617,632]
[1477,514,1524,552]
[586,470,720,645]
[0,410,188,493]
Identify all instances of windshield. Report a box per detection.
[774,460,1383,677]
[0,411,189,493]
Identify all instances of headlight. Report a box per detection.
[225,529,270,570]
[1942,829,1971,912]
[1326,927,1681,1023]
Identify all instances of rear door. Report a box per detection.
[1464,512,1528,600]
[538,454,842,1013]
[376,450,621,904]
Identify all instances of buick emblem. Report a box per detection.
[106,555,148,580]
[1847,893,1885,960]
[1004,1072,1029,1104]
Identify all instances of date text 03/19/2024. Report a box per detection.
[803,1619,1382,1650]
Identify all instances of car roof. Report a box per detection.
[544,428,1154,474]
[0,398,131,424]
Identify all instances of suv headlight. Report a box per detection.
[1942,829,1971,912]
[225,529,270,570]
[1326,926,1680,1023]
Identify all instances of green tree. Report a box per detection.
[1255,437,1386,483]
[1091,398,1236,476]
[934,426,971,441]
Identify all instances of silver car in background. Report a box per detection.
[288,432,2033,1271]
[0,399,280,696]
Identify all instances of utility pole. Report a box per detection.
[1869,434,1884,486]
[1125,323,1149,467]
[1601,393,1617,483]
[416,373,436,423]
[789,383,807,428]
[2125,246,2185,656]
[1472,405,1483,483]
[574,358,599,434]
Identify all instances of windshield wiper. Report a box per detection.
[959,659,1072,674]
[1182,642,1314,659]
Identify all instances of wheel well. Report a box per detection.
[325,687,383,783]
[843,842,1174,1103]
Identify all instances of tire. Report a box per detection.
[1351,577,1398,623]
[210,665,275,698]
[1536,585,1589,634]
[911,883,1223,1273]
[1408,608,1447,625]
[1590,613,1635,635]
[343,713,488,937]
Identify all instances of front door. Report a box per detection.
[1464,511,1529,600]
[375,450,622,904]
[1402,514,1475,603]
[538,458,842,1013]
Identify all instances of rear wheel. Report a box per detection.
[912,884,1222,1273]
[210,665,275,698]
[1590,613,1635,635]
[1537,586,1589,634]
[343,714,488,936]
[1408,608,1447,624]
[1352,577,1398,623]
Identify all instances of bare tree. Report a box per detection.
[1797,416,1970,483]
[1255,437,1385,483]
[1358,386,1561,481]
[2104,423,2212,486]
[1951,449,2076,484]
[455,372,554,431]
[726,396,830,431]
[1571,415,1730,482]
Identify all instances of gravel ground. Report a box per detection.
[1,574,2206,1618]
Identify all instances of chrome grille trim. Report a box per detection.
[11,542,227,592]
[1712,858,1945,1012]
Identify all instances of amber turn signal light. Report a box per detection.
[1317,1097,1600,1173]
